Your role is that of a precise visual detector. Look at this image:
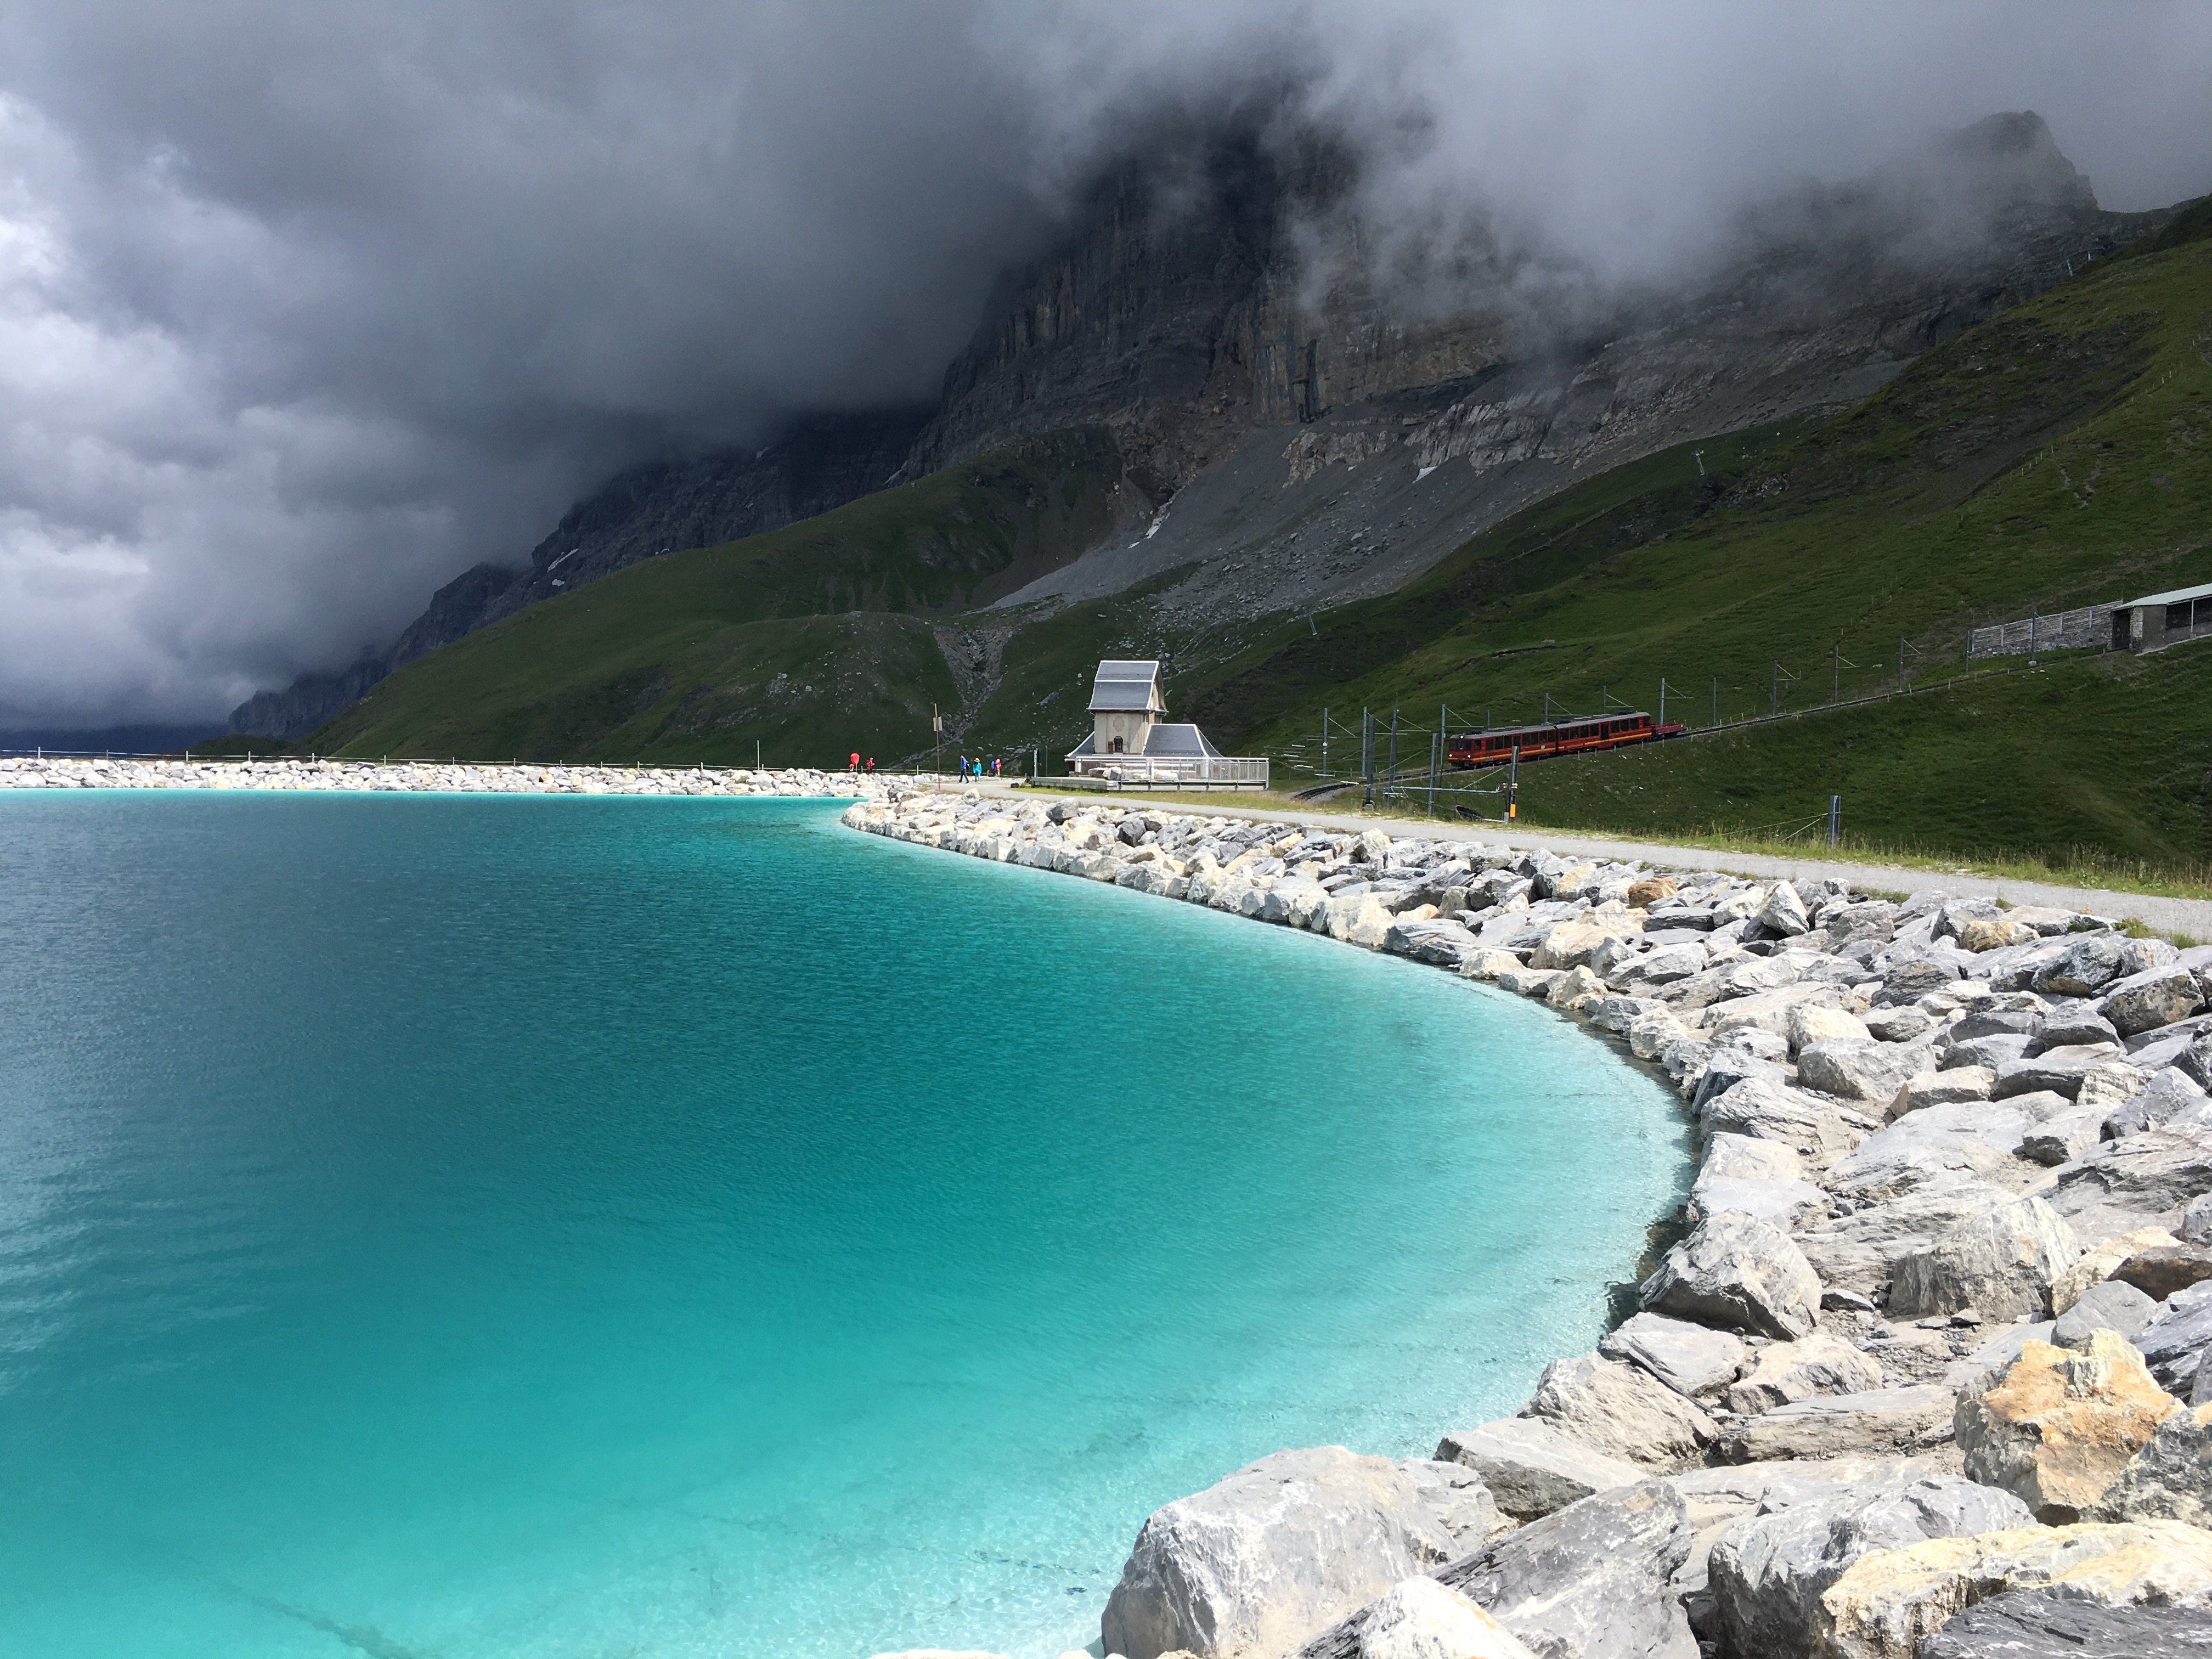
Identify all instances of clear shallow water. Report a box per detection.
[0,794,1688,1658]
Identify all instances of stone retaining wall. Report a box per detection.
[849,787,2212,1659]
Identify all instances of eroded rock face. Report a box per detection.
[1705,1476,2032,1659]
[1797,1039,1938,1105]
[2138,1282,2212,1397]
[1724,1331,1886,1415]
[1640,1211,1821,1340]
[1306,1577,1540,1659]
[1955,1331,2182,1521]
[2097,1401,2212,1526]
[1520,1352,1718,1469]
[1098,1447,1496,1659]
[1714,1386,1957,1464]
[1434,1420,1642,1525]
[1918,1587,2212,1659]
[1436,1481,1700,1659]
[2053,1227,2183,1313]
[1601,1312,1750,1401]
[1888,1196,2083,1323]
[1817,1519,2212,1659]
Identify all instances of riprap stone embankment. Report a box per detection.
[849,787,2212,1659]
[0,755,874,797]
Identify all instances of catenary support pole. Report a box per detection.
[1828,794,1842,847]
[1322,707,1329,779]
[1388,707,1399,804]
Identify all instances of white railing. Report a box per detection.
[1073,756,1269,787]
[1969,604,2113,658]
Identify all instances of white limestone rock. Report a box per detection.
[1601,1312,1751,1401]
[1640,1210,1822,1340]
[1098,1447,1497,1659]
[1888,1195,2083,1322]
[1520,1352,1719,1469]
[1434,1419,1644,1523]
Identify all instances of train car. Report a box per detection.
[1447,710,1686,768]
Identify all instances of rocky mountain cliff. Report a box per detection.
[233,408,929,738]
[236,111,2157,740]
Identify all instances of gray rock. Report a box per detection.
[2035,934,2130,997]
[2104,1067,2209,1139]
[1865,1005,1936,1043]
[2054,1282,2159,1353]
[1724,1331,1886,1414]
[1700,1074,1867,1159]
[1918,1587,2212,1657]
[1613,942,1708,989]
[1995,1043,2126,1100]
[1520,1353,1718,1470]
[1099,1446,1499,1659]
[1888,1195,2083,1321]
[1435,1482,1699,1659]
[1872,958,1964,1007]
[1600,1312,1750,1402]
[1943,1032,2036,1072]
[2138,1282,2212,1396]
[1288,1576,1536,1659]
[2096,1404,2212,1527]
[2181,1031,2212,1092]
[2021,1101,2107,1166]
[1705,1475,2033,1659]
[1945,1008,2044,1043]
[1434,1419,1644,1523]
[2053,1128,2212,1225]
[1794,1182,2015,1296]
[1586,994,1666,1034]
[2042,1007,2126,1047]
[1831,1102,2032,1201]
[1640,1211,1821,1340]
[1945,1321,2057,1389]
[1758,883,1810,938]
[2185,1192,2212,1245]
[1797,1039,1938,1104]
[1713,1385,1957,1463]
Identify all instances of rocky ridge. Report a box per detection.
[845,788,2212,1659]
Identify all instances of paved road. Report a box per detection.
[926,779,2212,940]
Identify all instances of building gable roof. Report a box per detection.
[2119,580,2212,610]
[1088,659,1165,713]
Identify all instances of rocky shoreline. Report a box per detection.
[848,787,2212,1659]
[0,755,868,797]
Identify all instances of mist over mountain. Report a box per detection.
[5,1,2211,731]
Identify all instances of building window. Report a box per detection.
[2169,602,2192,629]
[1108,736,1124,753]
[2195,597,2212,626]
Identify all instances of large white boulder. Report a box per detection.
[1099,1447,1497,1659]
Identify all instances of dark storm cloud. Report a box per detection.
[2,1,2209,725]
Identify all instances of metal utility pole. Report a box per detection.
[1658,678,1668,725]
[932,706,942,775]
[2029,606,2039,667]
[1321,706,1329,779]
[1601,682,1609,714]
[1362,707,1374,806]
[1827,795,1842,847]
[1426,729,1440,817]
[1543,691,1550,721]
[1508,745,1520,821]
[1898,637,1905,695]
[1387,707,1400,804]
[1833,642,1841,704]
[1771,662,1779,718]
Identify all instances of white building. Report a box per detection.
[1064,660,1260,785]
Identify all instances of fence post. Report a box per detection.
[1388,707,1399,805]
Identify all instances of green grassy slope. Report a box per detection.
[1183,207,2212,863]
[308,428,1134,763]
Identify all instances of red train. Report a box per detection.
[1448,710,1686,768]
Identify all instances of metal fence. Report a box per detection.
[1076,756,1269,787]
[1969,604,2112,658]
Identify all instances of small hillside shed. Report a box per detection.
[1064,659,1225,775]
[2111,582,2212,652]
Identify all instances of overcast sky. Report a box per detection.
[4,1,2210,729]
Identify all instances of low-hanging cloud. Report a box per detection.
[3,1,2209,727]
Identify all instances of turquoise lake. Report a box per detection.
[0,793,1689,1657]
